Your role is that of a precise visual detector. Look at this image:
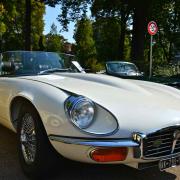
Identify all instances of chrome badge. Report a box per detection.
[153,139,163,148]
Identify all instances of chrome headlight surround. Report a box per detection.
[65,96,95,129]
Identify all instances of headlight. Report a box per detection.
[65,96,95,129]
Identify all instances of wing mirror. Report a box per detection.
[1,62,16,73]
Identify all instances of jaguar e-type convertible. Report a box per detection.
[0,51,180,177]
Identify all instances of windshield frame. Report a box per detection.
[0,51,78,76]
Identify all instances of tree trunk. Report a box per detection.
[131,1,152,70]
[131,7,146,69]
[119,7,130,60]
[25,0,32,50]
[119,13,126,59]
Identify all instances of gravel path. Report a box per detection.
[0,125,179,180]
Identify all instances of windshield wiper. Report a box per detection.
[38,68,70,75]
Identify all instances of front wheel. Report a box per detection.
[17,103,60,178]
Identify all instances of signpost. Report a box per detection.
[148,21,158,78]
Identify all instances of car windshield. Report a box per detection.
[0,51,76,75]
[107,62,138,73]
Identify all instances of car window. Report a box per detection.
[124,64,138,72]
[107,63,138,73]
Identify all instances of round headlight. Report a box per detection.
[65,96,95,129]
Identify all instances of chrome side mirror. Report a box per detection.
[71,61,86,73]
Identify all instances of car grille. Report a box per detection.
[143,127,180,158]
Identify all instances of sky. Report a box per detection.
[43,5,75,43]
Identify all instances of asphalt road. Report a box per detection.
[0,125,179,180]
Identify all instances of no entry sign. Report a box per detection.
[148,21,158,36]
[148,21,158,79]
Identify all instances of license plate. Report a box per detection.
[159,155,180,171]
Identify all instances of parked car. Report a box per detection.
[105,61,180,90]
[105,61,143,77]
[0,51,180,178]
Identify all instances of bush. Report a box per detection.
[153,65,180,77]
[85,58,104,73]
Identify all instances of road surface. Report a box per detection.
[0,125,179,180]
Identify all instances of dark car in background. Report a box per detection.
[105,61,143,77]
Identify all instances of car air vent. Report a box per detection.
[143,127,180,159]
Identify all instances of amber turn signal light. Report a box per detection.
[90,147,128,162]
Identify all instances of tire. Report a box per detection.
[17,102,60,178]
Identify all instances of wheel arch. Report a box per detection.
[10,96,41,131]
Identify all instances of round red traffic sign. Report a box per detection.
[148,21,158,35]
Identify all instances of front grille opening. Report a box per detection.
[143,127,180,158]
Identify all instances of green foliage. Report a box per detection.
[86,58,104,72]
[124,35,131,60]
[56,0,91,31]
[93,18,121,61]
[74,17,97,68]
[147,0,180,63]
[48,0,180,73]
[1,0,45,51]
[153,65,179,76]
[31,0,45,50]
[93,18,131,62]
[0,4,6,36]
[46,34,64,52]
[45,23,66,52]
[1,0,179,74]
[0,23,6,36]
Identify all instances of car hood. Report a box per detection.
[20,73,180,136]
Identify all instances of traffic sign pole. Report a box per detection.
[149,35,153,79]
[147,21,158,79]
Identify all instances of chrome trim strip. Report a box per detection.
[49,135,139,147]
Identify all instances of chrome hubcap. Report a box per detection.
[20,113,37,164]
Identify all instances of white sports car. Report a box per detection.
[0,51,180,178]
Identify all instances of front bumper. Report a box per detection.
[48,135,157,168]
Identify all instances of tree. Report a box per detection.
[93,18,121,61]
[50,23,58,35]
[25,0,32,50]
[1,0,45,51]
[0,3,6,51]
[74,17,97,68]
[91,0,131,60]
[129,1,152,69]
[92,0,153,69]
[31,1,45,50]
[45,23,66,52]
[149,0,180,63]
[46,0,150,69]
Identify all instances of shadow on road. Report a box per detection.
[0,125,178,180]
[53,163,177,180]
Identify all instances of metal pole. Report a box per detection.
[149,35,153,79]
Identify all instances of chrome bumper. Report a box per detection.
[49,135,139,148]
[48,135,164,168]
